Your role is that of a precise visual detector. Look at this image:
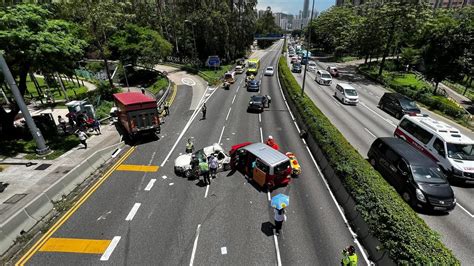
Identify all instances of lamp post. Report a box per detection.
[184,20,198,60]
[0,53,50,155]
[301,0,315,97]
[122,63,131,92]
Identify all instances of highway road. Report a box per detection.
[17,40,370,265]
[287,53,474,263]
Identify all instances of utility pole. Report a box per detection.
[301,0,315,97]
[0,53,50,155]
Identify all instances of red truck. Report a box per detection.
[113,92,160,139]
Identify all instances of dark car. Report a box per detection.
[247,95,271,112]
[368,137,456,212]
[247,80,260,92]
[292,63,302,73]
[326,66,339,77]
[379,93,421,119]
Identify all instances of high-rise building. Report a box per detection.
[302,0,310,18]
[336,0,472,6]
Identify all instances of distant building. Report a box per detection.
[336,0,472,7]
[302,0,310,18]
[258,9,266,18]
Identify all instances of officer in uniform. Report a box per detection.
[341,245,358,266]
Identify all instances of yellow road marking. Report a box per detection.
[39,238,111,254]
[116,164,159,172]
[168,84,178,105]
[16,146,136,266]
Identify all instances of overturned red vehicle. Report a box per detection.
[229,142,291,190]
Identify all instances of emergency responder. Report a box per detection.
[265,135,279,150]
[341,245,358,266]
[186,138,194,153]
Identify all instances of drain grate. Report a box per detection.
[4,193,27,204]
[35,164,52,170]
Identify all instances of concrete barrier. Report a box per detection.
[0,142,124,255]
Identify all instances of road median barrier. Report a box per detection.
[277,56,459,265]
[0,142,124,256]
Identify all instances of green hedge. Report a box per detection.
[358,66,466,119]
[278,56,459,264]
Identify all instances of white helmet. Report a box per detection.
[268,135,273,140]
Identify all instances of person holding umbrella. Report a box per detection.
[271,193,289,236]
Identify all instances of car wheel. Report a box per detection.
[369,158,377,169]
[184,169,192,179]
[223,163,231,171]
[402,191,416,208]
[395,112,402,119]
[380,103,385,110]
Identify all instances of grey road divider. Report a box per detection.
[0,142,124,255]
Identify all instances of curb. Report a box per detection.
[0,141,125,255]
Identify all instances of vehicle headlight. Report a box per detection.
[452,167,463,176]
[249,101,253,104]
[415,188,426,203]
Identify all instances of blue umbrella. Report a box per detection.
[271,193,289,210]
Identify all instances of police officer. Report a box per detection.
[186,138,194,153]
[341,245,358,266]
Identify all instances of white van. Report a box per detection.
[335,83,359,105]
[395,114,474,182]
[315,70,332,85]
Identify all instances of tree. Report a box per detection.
[0,4,86,138]
[421,9,467,93]
[57,0,133,87]
[255,7,282,48]
[109,23,172,67]
[400,46,421,72]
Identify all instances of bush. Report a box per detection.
[95,100,114,120]
[278,56,459,264]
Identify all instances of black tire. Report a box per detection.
[395,112,402,119]
[380,103,385,111]
[223,163,231,171]
[402,191,416,209]
[369,157,377,169]
[184,170,192,179]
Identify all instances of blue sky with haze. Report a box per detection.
[256,0,334,16]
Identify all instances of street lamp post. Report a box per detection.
[301,0,315,97]
[0,53,50,155]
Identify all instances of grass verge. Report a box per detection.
[0,135,80,160]
[26,76,88,101]
[278,56,459,264]
[147,76,169,95]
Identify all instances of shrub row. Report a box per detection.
[278,56,459,265]
[358,66,466,119]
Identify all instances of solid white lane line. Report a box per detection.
[189,224,201,266]
[259,127,264,143]
[218,126,226,144]
[273,234,282,266]
[259,113,261,123]
[267,191,271,201]
[144,179,156,191]
[359,102,397,128]
[125,203,141,221]
[236,86,240,93]
[232,94,237,104]
[204,184,210,198]
[457,203,474,218]
[100,236,121,261]
[226,108,232,121]
[364,128,377,138]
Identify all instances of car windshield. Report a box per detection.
[248,62,257,69]
[275,160,290,174]
[345,89,357,96]
[251,96,264,102]
[322,73,332,79]
[411,166,446,184]
[266,67,273,71]
[447,143,474,160]
[399,99,418,109]
[294,64,301,67]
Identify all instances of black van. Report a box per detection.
[378,93,420,119]
[368,137,456,212]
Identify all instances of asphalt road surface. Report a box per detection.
[288,54,474,264]
[18,41,370,265]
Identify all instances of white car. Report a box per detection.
[315,70,332,85]
[235,65,244,74]
[264,66,275,76]
[335,83,359,105]
[307,61,317,72]
[174,143,231,178]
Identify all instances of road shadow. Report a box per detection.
[261,222,275,237]
[195,179,207,187]
[450,180,474,188]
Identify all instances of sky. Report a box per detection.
[256,0,334,16]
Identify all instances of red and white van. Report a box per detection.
[394,114,474,182]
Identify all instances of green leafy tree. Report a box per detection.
[0,4,86,137]
[255,7,282,48]
[421,9,467,93]
[400,46,421,72]
[109,23,172,67]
